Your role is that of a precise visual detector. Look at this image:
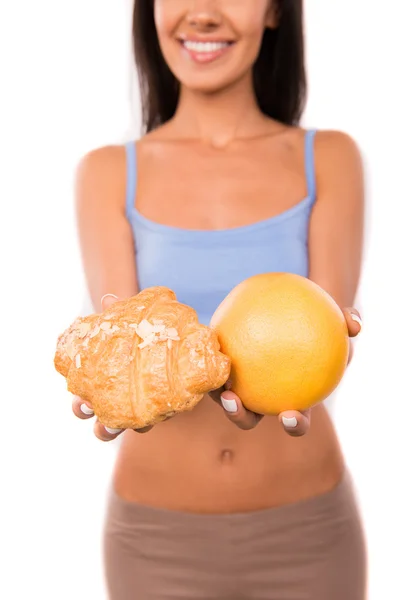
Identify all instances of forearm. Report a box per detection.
[347,340,354,365]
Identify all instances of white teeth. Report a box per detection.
[183,41,229,53]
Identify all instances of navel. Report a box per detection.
[219,449,235,464]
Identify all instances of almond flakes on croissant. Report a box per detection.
[54,287,231,430]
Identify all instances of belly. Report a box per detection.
[113,396,345,514]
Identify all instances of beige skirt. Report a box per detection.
[103,470,367,599]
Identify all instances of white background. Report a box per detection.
[1,1,399,598]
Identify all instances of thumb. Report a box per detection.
[342,307,362,338]
[101,293,119,311]
[279,409,311,437]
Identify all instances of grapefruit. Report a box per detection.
[210,273,349,415]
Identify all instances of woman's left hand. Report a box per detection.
[210,307,362,437]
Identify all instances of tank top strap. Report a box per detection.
[304,129,317,202]
[125,141,137,223]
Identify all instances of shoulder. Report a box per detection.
[76,144,127,185]
[314,129,364,173]
[312,129,365,199]
[75,144,129,211]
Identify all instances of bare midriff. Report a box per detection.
[113,395,344,514]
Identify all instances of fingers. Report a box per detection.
[212,387,311,435]
[279,409,311,437]
[72,395,153,440]
[220,391,263,430]
[101,293,119,311]
[133,425,154,434]
[72,396,95,420]
[72,395,124,441]
[93,419,125,442]
[93,420,153,440]
[342,307,362,338]
[209,386,262,430]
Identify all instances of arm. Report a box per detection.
[215,130,365,433]
[75,145,138,312]
[308,131,365,364]
[72,145,141,439]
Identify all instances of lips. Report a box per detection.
[179,39,234,64]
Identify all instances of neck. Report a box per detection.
[171,72,266,148]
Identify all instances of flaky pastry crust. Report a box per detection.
[54,287,231,429]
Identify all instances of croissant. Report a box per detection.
[54,287,231,430]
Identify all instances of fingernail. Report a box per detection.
[101,293,118,304]
[104,426,123,435]
[221,397,237,413]
[282,416,298,428]
[80,404,94,416]
[350,313,362,329]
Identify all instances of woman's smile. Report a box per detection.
[178,36,235,64]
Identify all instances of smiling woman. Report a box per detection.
[133,0,305,130]
[71,0,367,598]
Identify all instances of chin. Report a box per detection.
[176,68,250,96]
[181,79,235,95]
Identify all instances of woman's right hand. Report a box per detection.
[72,396,154,441]
[71,292,154,442]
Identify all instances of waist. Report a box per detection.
[113,397,344,514]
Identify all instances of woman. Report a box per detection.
[73,0,366,598]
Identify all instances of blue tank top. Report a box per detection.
[125,130,317,326]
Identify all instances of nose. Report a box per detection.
[186,2,222,31]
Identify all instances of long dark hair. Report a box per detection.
[132,0,306,134]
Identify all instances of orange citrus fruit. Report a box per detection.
[210,273,349,415]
